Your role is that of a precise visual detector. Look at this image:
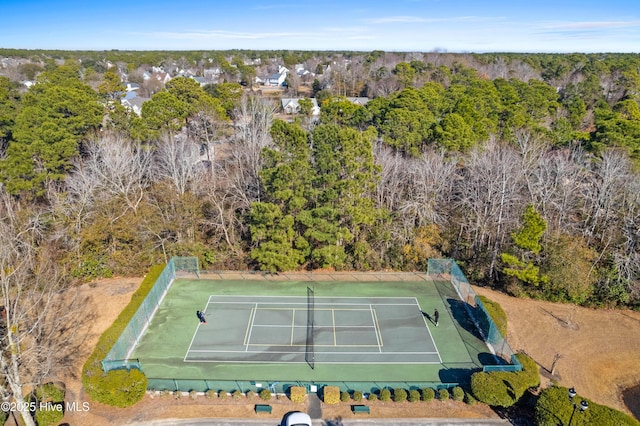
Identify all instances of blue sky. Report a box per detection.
[1,0,639,52]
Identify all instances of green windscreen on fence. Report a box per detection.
[427,258,522,372]
[101,257,199,372]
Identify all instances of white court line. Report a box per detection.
[189,295,438,362]
[251,324,377,328]
[188,349,439,355]
[185,359,442,364]
[370,304,382,352]
[415,297,442,364]
[208,301,418,306]
[207,295,416,299]
[245,302,258,351]
[184,302,211,361]
[183,322,202,362]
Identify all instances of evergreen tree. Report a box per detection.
[0,66,103,195]
[501,204,549,288]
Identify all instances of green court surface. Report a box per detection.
[131,276,490,389]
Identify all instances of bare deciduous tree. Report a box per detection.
[529,146,586,233]
[0,193,86,426]
[81,134,152,214]
[580,149,631,247]
[399,150,458,230]
[228,95,276,208]
[153,134,204,196]
[456,141,525,279]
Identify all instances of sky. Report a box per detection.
[1,0,639,53]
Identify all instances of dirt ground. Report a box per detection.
[474,286,640,418]
[52,277,640,424]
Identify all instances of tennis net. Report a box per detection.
[305,286,315,369]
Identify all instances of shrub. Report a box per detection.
[322,386,340,404]
[34,402,64,426]
[173,390,182,399]
[353,390,363,402]
[289,386,306,403]
[465,392,478,405]
[246,390,257,399]
[205,389,216,399]
[470,353,541,408]
[477,295,508,337]
[232,390,243,400]
[408,389,421,402]
[393,388,407,402]
[367,393,378,401]
[161,389,171,398]
[516,352,541,389]
[422,388,435,402]
[471,371,513,407]
[452,386,465,402]
[258,389,271,401]
[82,265,163,407]
[35,383,65,403]
[536,386,640,426]
[340,391,350,402]
[218,390,228,400]
[380,388,391,401]
[32,383,66,426]
[438,388,450,401]
[189,390,198,399]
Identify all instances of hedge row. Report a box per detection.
[535,386,640,426]
[158,387,307,402]
[81,265,164,407]
[470,353,540,408]
[321,386,468,403]
[477,295,508,337]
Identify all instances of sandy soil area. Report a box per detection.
[474,286,640,417]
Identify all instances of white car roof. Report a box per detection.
[285,411,312,425]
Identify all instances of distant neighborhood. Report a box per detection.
[1,52,379,122]
[112,62,368,118]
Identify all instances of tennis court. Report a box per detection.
[185,295,441,364]
[129,272,491,392]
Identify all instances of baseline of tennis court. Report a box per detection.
[184,295,441,364]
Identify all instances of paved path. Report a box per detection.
[307,393,323,419]
[133,418,511,426]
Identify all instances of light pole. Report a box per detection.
[568,387,589,426]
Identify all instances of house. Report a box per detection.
[295,64,312,77]
[152,72,172,84]
[123,91,138,100]
[121,96,150,116]
[265,65,289,86]
[143,72,171,84]
[124,82,139,92]
[190,76,207,87]
[347,97,370,106]
[281,98,320,116]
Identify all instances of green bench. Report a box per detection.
[352,404,370,414]
[255,404,272,414]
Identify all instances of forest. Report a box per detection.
[0,49,639,312]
